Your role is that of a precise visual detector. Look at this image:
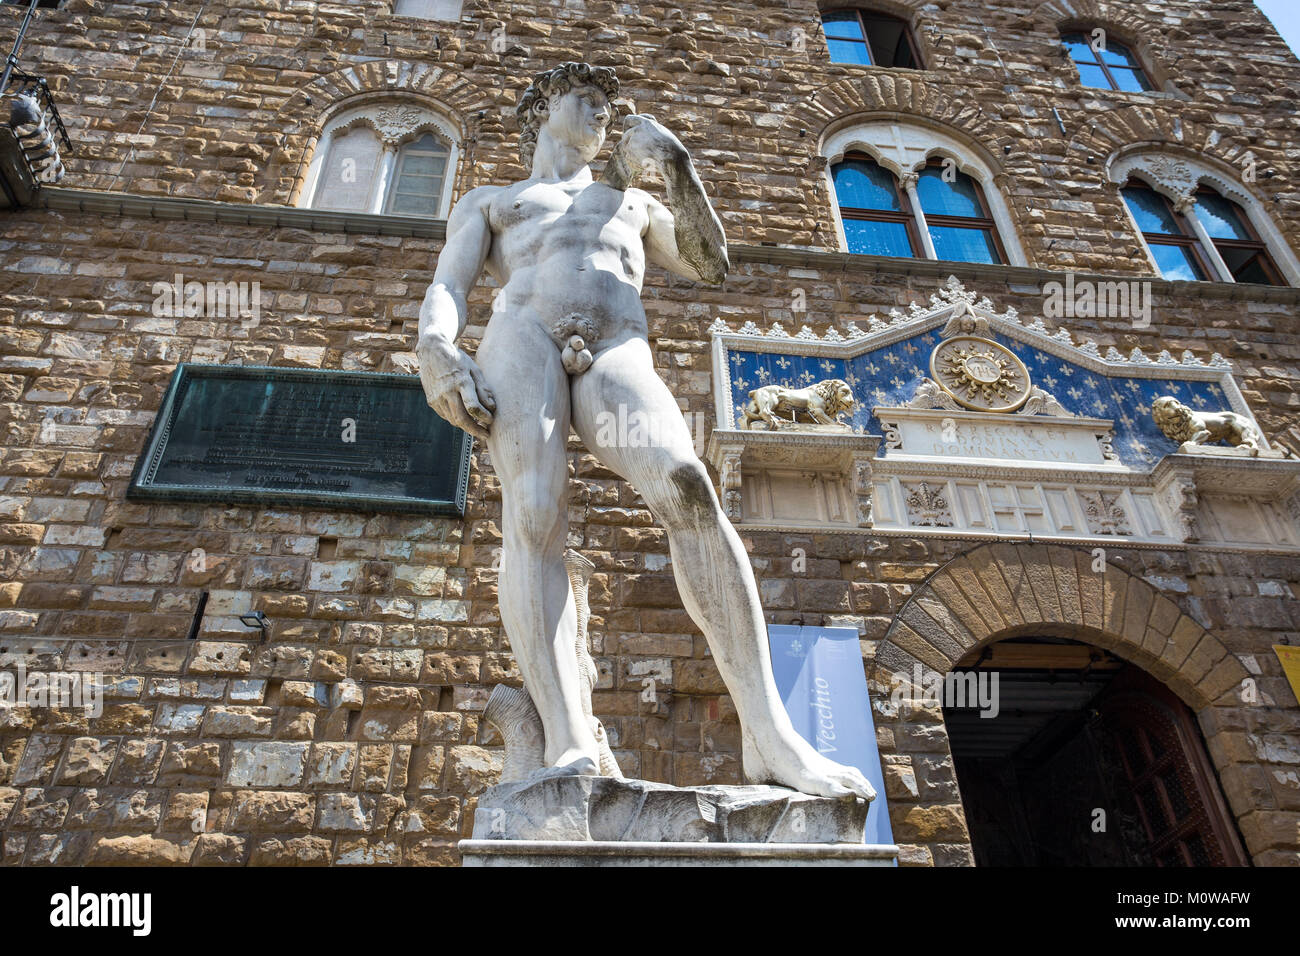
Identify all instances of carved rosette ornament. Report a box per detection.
[930,336,1031,413]
[374,105,428,144]
[329,104,452,149]
[1140,156,1200,200]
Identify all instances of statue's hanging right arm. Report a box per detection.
[415,186,499,440]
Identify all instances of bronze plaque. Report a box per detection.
[128,364,471,515]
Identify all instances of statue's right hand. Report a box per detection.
[415,335,496,441]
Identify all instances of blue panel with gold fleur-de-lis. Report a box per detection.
[725,331,1226,468]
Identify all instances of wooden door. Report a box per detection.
[1097,668,1249,866]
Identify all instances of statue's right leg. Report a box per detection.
[475,320,601,774]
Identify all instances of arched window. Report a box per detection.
[830,152,1009,265]
[832,154,920,257]
[914,160,1005,265]
[821,8,922,69]
[1191,188,1284,286]
[384,133,450,217]
[1120,182,1208,282]
[300,101,459,219]
[1062,31,1153,92]
[1121,182,1284,285]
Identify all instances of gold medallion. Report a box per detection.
[929,336,1031,413]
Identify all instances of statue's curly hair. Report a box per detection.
[515,62,620,169]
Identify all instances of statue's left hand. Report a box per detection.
[608,113,689,185]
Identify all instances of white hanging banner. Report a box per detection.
[767,624,895,849]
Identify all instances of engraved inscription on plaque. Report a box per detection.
[128,364,472,515]
[874,407,1119,466]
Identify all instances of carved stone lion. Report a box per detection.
[1152,396,1262,451]
[743,378,855,429]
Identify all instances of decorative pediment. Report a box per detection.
[707,277,1300,551]
[710,275,1251,471]
[324,102,457,148]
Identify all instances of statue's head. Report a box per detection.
[516,62,620,170]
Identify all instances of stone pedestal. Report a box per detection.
[458,772,898,867]
[460,839,898,867]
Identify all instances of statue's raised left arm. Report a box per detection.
[602,113,729,286]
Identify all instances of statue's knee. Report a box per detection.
[660,460,719,526]
[505,486,567,549]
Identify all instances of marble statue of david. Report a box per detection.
[415,62,873,800]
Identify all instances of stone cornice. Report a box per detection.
[37,187,447,239]
[730,243,1300,305]
[32,187,1300,305]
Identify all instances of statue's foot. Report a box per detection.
[743,730,876,801]
[547,746,601,777]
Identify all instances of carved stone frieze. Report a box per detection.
[903,481,953,527]
[1081,490,1132,535]
[851,455,874,527]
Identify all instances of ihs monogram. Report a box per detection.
[930,336,1031,413]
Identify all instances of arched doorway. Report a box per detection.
[871,542,1266,865]
[944,635,1249,866]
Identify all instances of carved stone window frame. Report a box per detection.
[820,119,1028,267]
[1108,148,1300,287]
[299,96,461,218]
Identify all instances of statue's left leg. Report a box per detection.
[571,338,874,800]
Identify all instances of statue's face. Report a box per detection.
[544,83,611,161]
[836,384,855,409]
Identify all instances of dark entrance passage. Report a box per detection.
[944,637,1249,866]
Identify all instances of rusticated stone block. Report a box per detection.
[227,791,315,832]
[57,737,118,785]
[251,835,333,866]
[159,742,223,784]
[193,833,249,866]
[226,742,309,788]
[87,834,195,866]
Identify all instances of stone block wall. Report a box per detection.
[0,0,1298,864]
[6,0,1300,263]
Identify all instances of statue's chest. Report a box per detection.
[494,184,634,231]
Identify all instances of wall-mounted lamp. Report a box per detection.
[239,611,268,641]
